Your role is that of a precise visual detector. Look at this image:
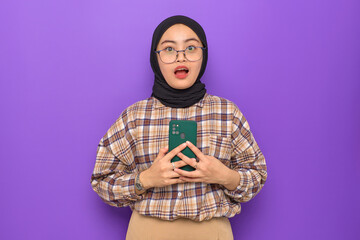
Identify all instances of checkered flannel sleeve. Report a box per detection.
[90,108,143,207]
[223,106,268,202]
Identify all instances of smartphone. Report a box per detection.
[168,120,197,171]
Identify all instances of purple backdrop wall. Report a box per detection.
[1,0,359,239]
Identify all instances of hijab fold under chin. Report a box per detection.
[150,15,208,108]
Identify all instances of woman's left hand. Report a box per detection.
[174,141,240,190]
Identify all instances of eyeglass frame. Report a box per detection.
[154,46,206,64]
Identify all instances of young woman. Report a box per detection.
[91,15,267,240]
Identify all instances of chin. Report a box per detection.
[170,82,195,90]
[168,78,196,90]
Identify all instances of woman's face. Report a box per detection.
[156,24,203,90]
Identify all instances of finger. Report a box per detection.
[176,152,197,166]
[179,176,202,183]
[166,178,186,185]
[185,141,206,160]
[173,160,188,169]
[174,168,199,178]
[167,170,182,178]
[163,143,187,162]
[154,147,168,162]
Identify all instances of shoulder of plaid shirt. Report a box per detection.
[90,93,267,222]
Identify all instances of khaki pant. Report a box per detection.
[126,210,234,240]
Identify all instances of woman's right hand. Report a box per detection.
[140,143,189,189]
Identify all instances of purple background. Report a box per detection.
[1,0,359,239]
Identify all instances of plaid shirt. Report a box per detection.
[90,93,267,221]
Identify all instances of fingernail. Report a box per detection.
[182,143,187,147]
[186,141,190,144]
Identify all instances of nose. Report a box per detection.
[176,51,186,62]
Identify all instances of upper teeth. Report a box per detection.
[176,68,187,71]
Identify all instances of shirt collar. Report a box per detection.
[153,93,208,109]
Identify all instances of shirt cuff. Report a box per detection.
[223,171,248,200]
[118,172,144,201]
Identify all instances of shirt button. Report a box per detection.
[178,192,182,197]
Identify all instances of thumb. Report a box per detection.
[154,146,168,162]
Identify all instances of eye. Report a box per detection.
[187,45,196,51]
[164,47,175,52]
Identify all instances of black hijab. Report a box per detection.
[150,15,208,108]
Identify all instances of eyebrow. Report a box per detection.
[160,38,200,45]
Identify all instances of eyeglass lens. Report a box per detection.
[159,47,203,63]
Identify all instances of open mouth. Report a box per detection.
[174,66,189,79]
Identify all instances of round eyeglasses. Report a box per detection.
[155,46,206,64]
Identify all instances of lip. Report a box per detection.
[174,65,189,79]
[174,65,189,72]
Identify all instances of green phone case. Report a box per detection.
[169,120,197,171]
